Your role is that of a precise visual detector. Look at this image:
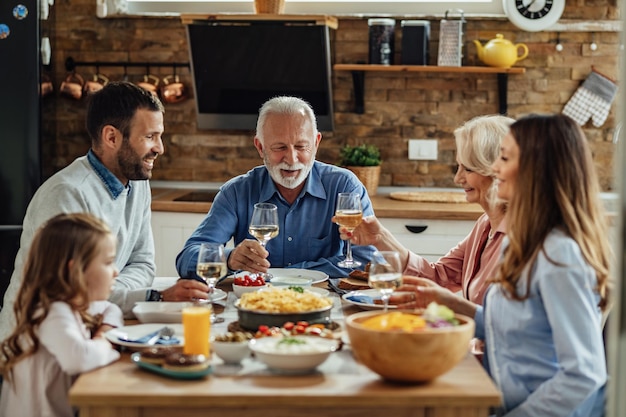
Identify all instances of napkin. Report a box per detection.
[346,294,377,304]
[118,328,180,345]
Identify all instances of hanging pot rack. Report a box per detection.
[65,57,190,72]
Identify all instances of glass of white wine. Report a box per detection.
[196,242,227,323]
[249,202,279,280]
[335,192,363,268]
[368,250,403,312]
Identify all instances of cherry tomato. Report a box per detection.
[258,325,269,333]
[294,325,307,334]
[283,321,295,331]
[296,321,309,328]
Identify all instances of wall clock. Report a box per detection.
[503,0,565,32]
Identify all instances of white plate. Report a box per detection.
[133,302,192,323]
[267,268,328,285]
[342,289,397,311]
[306,287,330,297]
[105,323,184,348]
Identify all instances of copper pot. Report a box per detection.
[160,74,187,104]
[40,74,53,98]
[137,74,160,97]
[59,72,85,100]
[84,73,109,95]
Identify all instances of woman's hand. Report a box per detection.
[391,276,478,317]
[332,215,382,245]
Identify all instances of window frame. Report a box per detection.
[121,0,505,16]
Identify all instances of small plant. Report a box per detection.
[339,144,381,167]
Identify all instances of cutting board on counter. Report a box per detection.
[389,191,467,203]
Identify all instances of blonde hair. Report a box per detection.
[0,213,113,382]
[454,114,515,210]
[495,114,610,311]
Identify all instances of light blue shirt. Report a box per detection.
[175,161,376,278]
[474,229,606,417]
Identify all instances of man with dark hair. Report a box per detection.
[0,82,208,340]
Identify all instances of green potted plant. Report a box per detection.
[339,144,382,195]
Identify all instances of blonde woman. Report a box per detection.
[338,114,513,305]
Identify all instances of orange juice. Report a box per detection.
[182,305,211,356]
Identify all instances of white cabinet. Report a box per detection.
[151,211,206,277]
[378,218,475,262]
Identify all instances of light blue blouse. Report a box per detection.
[175,161,376,278]
[475,229,607,416]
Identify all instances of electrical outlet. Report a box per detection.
[408,139,438,160]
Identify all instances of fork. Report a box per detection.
[145,326,174,345]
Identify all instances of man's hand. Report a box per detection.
[160,278,210,301]
[226,239,270,273]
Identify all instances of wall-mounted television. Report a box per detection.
[186,20,334,131]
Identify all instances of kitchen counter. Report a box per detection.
[150,183,485,221]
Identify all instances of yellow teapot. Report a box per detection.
[473,34,529,68]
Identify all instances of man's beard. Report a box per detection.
[265,155,314,190]
[117,139,156,181]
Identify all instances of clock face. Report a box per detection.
[503,0,565,32]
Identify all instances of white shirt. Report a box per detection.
[0,301,123,417]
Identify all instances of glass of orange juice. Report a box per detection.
[182,304,211,356]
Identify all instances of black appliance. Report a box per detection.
[0,0,42,307]
[186,19,334,131]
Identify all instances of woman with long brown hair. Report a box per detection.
[406,114,610,416]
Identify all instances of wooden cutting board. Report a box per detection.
[389,191,467,203]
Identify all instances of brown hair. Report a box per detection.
[0,213,113,382]
[495,114,610,310]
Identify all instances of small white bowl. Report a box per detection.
[269,276,313,288]
[249,335,339,374]
[232,283,268,298]
[132,302,193,323]
[212,339,251,364]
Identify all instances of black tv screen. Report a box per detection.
[186,21,334,131]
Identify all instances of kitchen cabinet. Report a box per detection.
[378,218,475,261]
[151,211,206,276]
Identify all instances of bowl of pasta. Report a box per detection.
[235,287,334,331]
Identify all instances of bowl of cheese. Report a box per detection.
[235,287,333,331]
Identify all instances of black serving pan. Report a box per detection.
[235,302,332,331]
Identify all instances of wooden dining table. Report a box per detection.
[69,277,502,417]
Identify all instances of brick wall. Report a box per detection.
[44,0,620,190]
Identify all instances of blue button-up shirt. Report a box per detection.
[475,230,606,417]
[176,161,376,278]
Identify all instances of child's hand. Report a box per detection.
[92,323,116,340]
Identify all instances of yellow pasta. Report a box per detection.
[238,288,332,313]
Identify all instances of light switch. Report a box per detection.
[408,139,438,160]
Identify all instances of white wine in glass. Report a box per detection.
[249,202,279,280]
[335,192,363,268]
[196,242,227,323]
[368,250,403,312]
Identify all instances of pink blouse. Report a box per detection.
[403,213,505,305]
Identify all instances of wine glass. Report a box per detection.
[196,242,227,323]
[335,192,363,268]
[368,250,403,312]
[249,202,279,281]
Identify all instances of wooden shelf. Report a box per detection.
[333,64,526,115]
[334,64,525,74]
[181,14,338,28]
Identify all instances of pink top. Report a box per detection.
[404,213,505,305]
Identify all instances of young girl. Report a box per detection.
[0,213,123,417]
[402,114,610,416]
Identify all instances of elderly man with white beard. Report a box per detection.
[176,96,376,278]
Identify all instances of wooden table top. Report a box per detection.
[70,278,501,413]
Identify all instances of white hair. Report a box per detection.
[255,96,318,143]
